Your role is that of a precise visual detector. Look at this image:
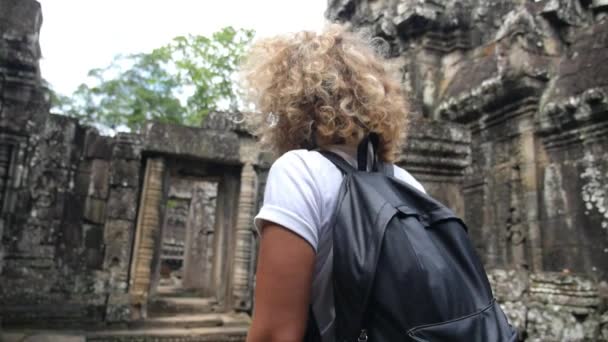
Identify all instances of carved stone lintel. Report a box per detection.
[398,118,471,180]
[536,19,608,145]
[143,121,240,164]
[537,87,608,146]
[438,75,544,124]
[529,272,601,308]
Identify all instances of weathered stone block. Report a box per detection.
[84,130,113,160]
[400,118,471,174]
[88,159,110,198]
[238,137,259,165]
[103,220,132,245]
[103,219,133,290]
[105,293,131,323]
[71,161,90,197]
[62,192,85,225]
[106,189,137,221]
[83,224,103,249]
[112,133,142,160]
[83,247,104,270]
[0,0,42,69]
[109,160,140,188]
[2,92,47,135]
[11,222,56,259]
[84,197,107,224]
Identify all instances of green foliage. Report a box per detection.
[166,198,179,209]
[52,26,254,131]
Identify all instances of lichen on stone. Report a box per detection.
[580,151,608,233]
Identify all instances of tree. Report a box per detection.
[52,27,254,131]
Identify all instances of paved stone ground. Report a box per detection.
[2,332,86,342]
[1,313,250,342]
[2,327,248,342]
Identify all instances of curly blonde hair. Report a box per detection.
[240,24,409,162]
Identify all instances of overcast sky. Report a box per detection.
[38,0,328,95]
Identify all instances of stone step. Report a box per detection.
[155,285,199,297]
[130,314,222,329]
[2,332,86,342]
[129,313,251,329]
[2,314,251,342]
[86,325,248,342]
[148,296,219,317]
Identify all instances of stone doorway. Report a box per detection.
[155,177,218,298]
[128,157,242,319]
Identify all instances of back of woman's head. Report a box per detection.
[240,23,409,162]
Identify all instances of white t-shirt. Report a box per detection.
[254,145,425,342]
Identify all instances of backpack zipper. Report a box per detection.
[358,329,368,342]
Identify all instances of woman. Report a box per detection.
[241,24,425,342]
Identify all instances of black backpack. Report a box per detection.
[305,134,517,342]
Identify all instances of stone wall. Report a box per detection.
[327,0,608,340]
[0,1,267,335]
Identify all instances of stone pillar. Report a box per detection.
[438,77,546,270]
[211,169,240,309]
[536,86,608,279]
[432,9,551,269]
[230,163,257,311]
[0,0,47,132]
[533,16,608,281]
[127,156,164,320]
[0,0,47,286]
[101,133,142,322]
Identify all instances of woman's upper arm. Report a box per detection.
[248,151,322,341]
[247,223,316,342]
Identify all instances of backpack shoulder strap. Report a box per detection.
[320,150,395,178]
[383,162,394,177]
[319,151,356,174]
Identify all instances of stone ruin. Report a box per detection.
[0,0,607,340]
[1,1,267,339]
[327,0,608,340]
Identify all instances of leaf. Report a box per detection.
[50,26,254,132]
